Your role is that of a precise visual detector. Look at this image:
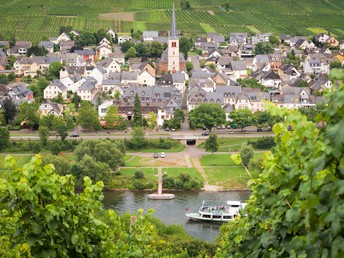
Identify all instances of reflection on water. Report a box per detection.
[103,191,251,242]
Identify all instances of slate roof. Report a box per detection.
[79,78,97,90]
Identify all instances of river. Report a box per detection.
[103,190,251,242]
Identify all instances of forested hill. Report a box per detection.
[1,0,344,41]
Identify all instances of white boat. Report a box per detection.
[185,200,246,222]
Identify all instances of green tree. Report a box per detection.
[0,127,10,151]
[131,127,146,149]
[268,35,280,46]
[120,40,134,53]
[40,114,56,131]
[330,61,342,69]
[2,97,17,124]
[254,110,282,129]
[253,42,273,55]
[148,42,163,58]
[38,125,49,146]
[46,61,64,80]
[29,78,50,102]
[26,45,48,57]
[77,101,100,131]
[53,116,68,141]
[0,155,164,256]
[186,61,193,73]
[135,42,148,57]
[228,108,254,131]
[125,46,136,59]
[133,93,143,127]
[73,92,81,111]
[74,140,125,170]
[189,103,226,131]
[296,79,309,87]
[237,78,265,91]
[147,111,157,129]
[180,0,191,10]
[104,105,119,130]
[239,143,254,167]
[179,37,193,59]
[205,133,219,154]
[18,102,40,129]
[216,90,344,257]
[43,155,72,176]
[114,116,128,132]
[76,31,97,46]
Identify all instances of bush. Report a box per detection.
[249,137,275,149]
[29,141,41,153]
[162,174,202,190]
[134,171,144,180]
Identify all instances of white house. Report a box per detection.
[43,79,67,100]
[77,78,99,101]
[137,70,155,86]
[101,58,121,74]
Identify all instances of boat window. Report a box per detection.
[213,215,221,219]
[202,214,211,218]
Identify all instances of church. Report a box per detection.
[157,3,186,75]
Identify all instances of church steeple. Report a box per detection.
[170,2,177,39]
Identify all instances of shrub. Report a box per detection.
[29,141,41,153]
[248,137,275,149]
[134,171,144,180]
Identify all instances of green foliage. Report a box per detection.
[237,78,266,91]
[229,108,254,131]
[189,103,226,131]
[254,110,282,129]
[104,105,119,130]
[125,46,136,59]
[53,116,68,141]
[296,79,309,88]
[46,61,64,80]
[76,31,97,46]
[216,85,344,257]
[0,155,171,257]
[179,37,193,59]
[132,93,143,127]
[18,102,40,130]
[26,45,48,56]
[2,98,17,124]
[205,133,219,153]
[77,101,100,131]
[163,173,202,190]
[253,42,273,55]
[129,127,146,150]
[239,143,254,167]
[0,127,10,151]
[134,171,144,180]
[186,61,193,73]
[248,136,275,149]
[74,140,125,171]
[180,1,191,10]
[28,78,50,102]
[268,35,280,45]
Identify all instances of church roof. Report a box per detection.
[170,3,177,39]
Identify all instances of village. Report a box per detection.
[0,7,342,129]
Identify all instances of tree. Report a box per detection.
[73,92,81,111]
[253,42,274,55]
[179,37,193,59]
[205,134,218,154]
[296,79,309,87]
[268,35,280,46]
[76,31,97,46]
[46,61,64,80]
[132,93,143,127]
[125,46,136,59]
[146,112,157,129]
[148,42,163,58]
[330,61,342,69]
[186,61,193,73]
[239,143,254,167]
[0,155,163,256]
[59,25,72,34]
[77,101,100,131]
[26,45,48,57]
[131,127,146,149]
[120,40,134,53]
[29,78,50,102]
[189,103,226,131]
[53,116,68,141]
[135,43,148,57]
[216,88,344,257]
[180,0,191,10]
[228,108,254,131]
[2,98,17,124]
[104,105,119,130]
[38,125,49,146]
[237,78,265,91]
[0,127,9,151]
[254,110,282,129]
[40,114,56,131]
[75,140,125,171]
[43,155,72,176]
[18,102,40,129]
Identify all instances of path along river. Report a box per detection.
[103,190,251,242]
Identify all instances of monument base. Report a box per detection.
[148,193,175,200]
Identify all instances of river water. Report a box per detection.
[103,191,251,242]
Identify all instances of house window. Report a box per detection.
[172,42,176,47]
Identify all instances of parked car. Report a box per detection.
[153,153,159,158]
[160,152,166,158]
[70,134,79,137]
[165,127,170,131]
[257,128,263,132]
[201,132,210,136]
[202,126,206,130]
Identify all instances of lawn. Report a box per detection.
[200,154,237,166]
[204,166,252,189]
[161,167,204,181]
[118,167,158,180]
